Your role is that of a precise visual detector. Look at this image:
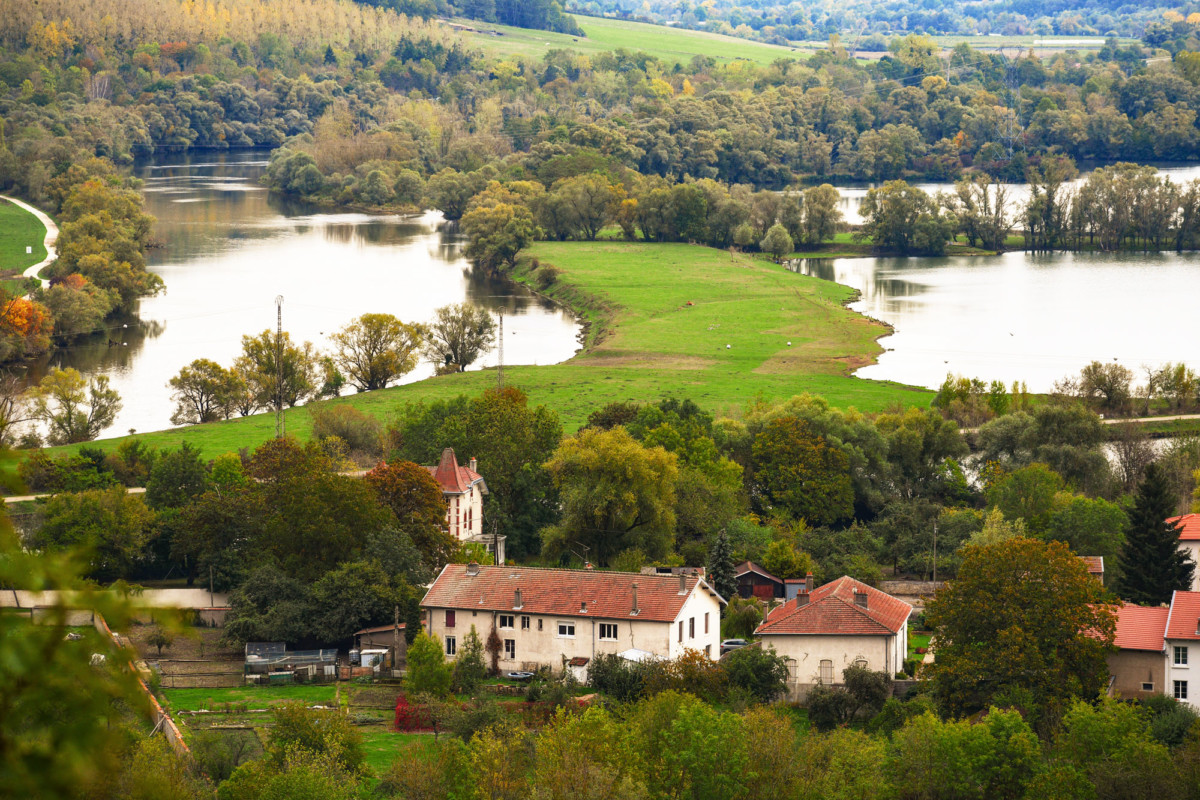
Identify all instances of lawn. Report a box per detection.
[454,14,807,66]
[161,684,339,713]
[8,241,934,475]
[908,628,932,661]
[361,730,439,776]
[0,198,47,274]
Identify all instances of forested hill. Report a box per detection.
[568,0,1198,44]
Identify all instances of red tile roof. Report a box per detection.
[1166,591,1200,642]
[421,564,726,623]
[1169,514,1200,542]
[1112,604,1168,651]
[755,576,912,636]
[426,448,484,495]
[1079,556,1104,575]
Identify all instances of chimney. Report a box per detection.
[466,562,480,576]
[854,588,868,609]
[805,571,813,595]
[679,574,688,595]
[796,591,809,607]
[631,584,640,615]
[469,456,477,472]
[514,589,523,610]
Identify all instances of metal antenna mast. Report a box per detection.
[275,295,284,438]
[497,310,504,390]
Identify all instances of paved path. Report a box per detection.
[962,412,1200,435]
[4,486,146,504]
[0,194,56,289]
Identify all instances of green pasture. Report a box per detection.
[8,241,933,474]
[454,14,806,65]
[0,198,47,274]
[161,684,339,712]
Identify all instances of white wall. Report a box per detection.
[447,484,485,540]
[1166,638,1198,711]
[666,585,723,660]
[758,633,901,684]
[1181,541,1200,592]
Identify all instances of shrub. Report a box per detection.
[722,644,790,703]
[309,404,383,458]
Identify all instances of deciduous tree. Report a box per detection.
[167,358,242,425]
[423,303,496,373]
[330,313,424,392]
[31,367,121,444]
[751,416,854,525]
[925,537,1117,720]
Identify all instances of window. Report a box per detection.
[819,659,833,684]
[557,621,575,638]
[521,616,530,630]
[499,615,514,630]
[445,610,456,628]
[853,657,868,669]
[445,636,457,656]
[678,620,684,643]
[504,639,516,660]
[1175,646,1189,666]
[689,617,695,638]
[537,618,543,631]
[1175,680,1189,700]
[1142,682,1155,692]
[704,612,709,634]
[599,623,618,641]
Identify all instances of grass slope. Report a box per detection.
[0,199,47,273]
[17,243,932,470]
[454,14,806,65]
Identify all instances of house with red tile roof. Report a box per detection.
[1166,590,1200,711]
[1171,514,1200,592]
[754,575,912,691]
[425,448,499,561]
[1107,603,1169,701]
[421,563,727,674]
[735,561,785,599]
[1079,556,1105,585]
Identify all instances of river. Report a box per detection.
[29,151,583,439]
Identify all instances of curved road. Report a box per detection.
[0,194,56,289]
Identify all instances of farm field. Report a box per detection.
[452,14,808,65]
[6,242,932,473]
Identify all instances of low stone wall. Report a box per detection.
[787,678,923,704]
[878,580,944,597]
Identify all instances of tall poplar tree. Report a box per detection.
[1116,463,1194,606]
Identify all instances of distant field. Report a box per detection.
[794,32,1135,58]
[453,14,807,65]
[0,199,47,274]
[9,242,933,473]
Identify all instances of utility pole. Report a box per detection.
[393,604,401,675]
[932,519,938,584]
[275,295,284,438]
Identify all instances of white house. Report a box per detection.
[424,448,504,563]
[754,575,912,692]
[420,563,727,675]
[1165,590,1200,711]
[1171,514,1200,591]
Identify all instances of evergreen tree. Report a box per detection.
[707,529,736,606]
[1117,463,1194,605]
[452,626,487,695]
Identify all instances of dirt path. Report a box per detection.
[0,194,56,289]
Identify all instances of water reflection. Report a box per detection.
[792,250,1200,392]
[39,150,582,438]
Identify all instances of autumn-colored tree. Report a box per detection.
[330,313,425,392]
[541,426,678,566]
[167,358,243,425]
[751,416,854,525]
[365,460,455,567]
[31,367,121,444]
[423,303,496,374]
[925,537,1117,720]
[0,296,53,356]
[234,330,319,410]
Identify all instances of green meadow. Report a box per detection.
[0,198,47,274]
[13,242,932,471]
[454,14,807,66]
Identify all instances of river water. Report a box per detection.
[31,151,582,438]
[33,154,1200,437]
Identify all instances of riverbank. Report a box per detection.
[2,241,935,474]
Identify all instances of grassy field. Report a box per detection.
[0,198,47,274]
[453,14,806,65]
[161,684,339,712]
[9,242,933,473]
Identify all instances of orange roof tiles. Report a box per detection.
[421,564,725,623]
[755,576,912,637]
[1168,513,1200,541]
[1112,603,1168,651]
[1079,556,1104,575]
[426,448,484,495]
[1166,591,1200,642]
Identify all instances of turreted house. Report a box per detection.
[425,448,502,563]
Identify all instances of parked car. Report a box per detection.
[720,638,748,655]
